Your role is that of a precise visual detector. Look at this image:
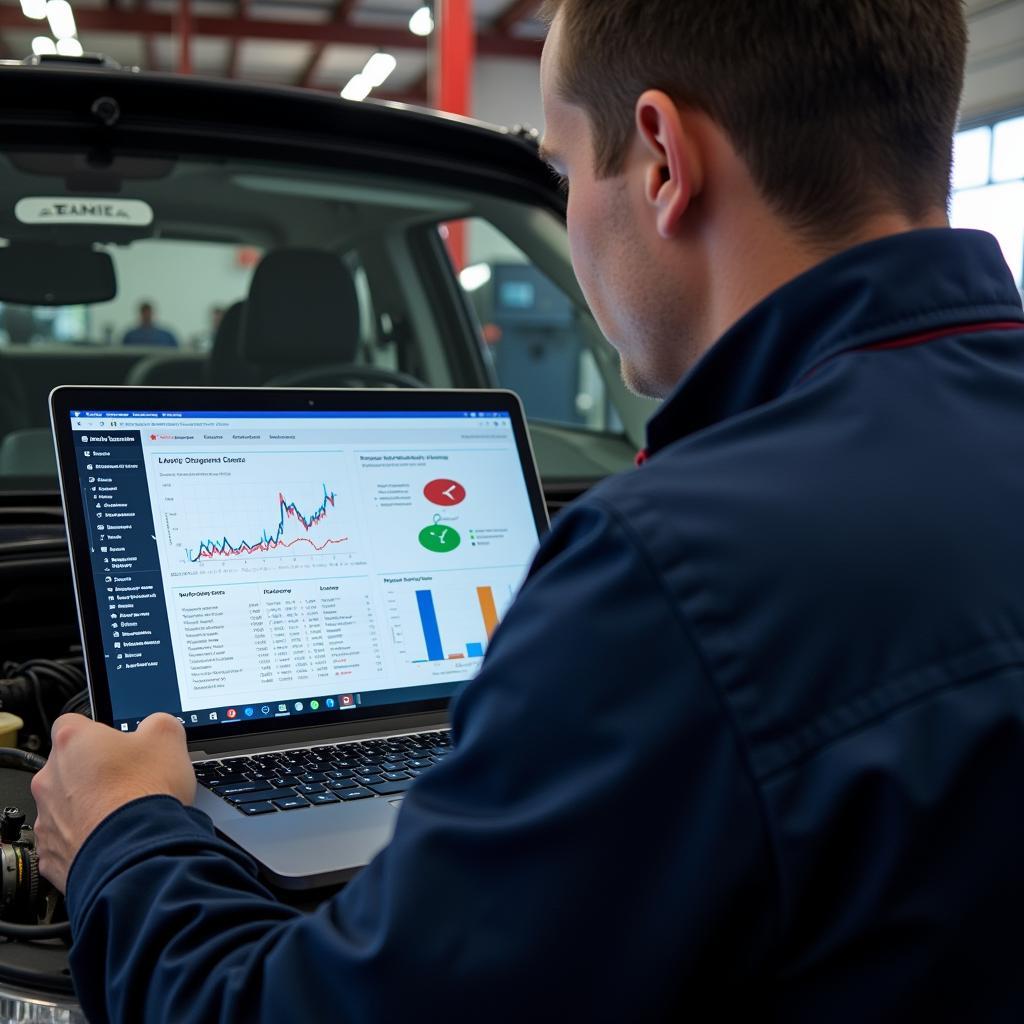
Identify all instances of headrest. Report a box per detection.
[207,300,247,386]
[124,353,205,387]
[240,249,360,365]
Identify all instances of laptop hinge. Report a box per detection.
[189,709,450,758]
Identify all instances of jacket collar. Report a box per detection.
[645,228,1024,457]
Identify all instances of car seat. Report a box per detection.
[239,249,421,389]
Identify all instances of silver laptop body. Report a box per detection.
[51,386,548,889]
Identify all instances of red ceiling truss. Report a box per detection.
[0,0,543,102]
[0,6,542,58]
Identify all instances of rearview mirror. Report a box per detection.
[0,243,116,305]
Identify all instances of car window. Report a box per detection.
[451,217,618,433]
[0,238,260,349]
[441,212,656,480]
[0,147,646,488]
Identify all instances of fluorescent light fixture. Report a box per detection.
[46,0,76,40]
[459,263,493,292]
[20,0,47,19]
[409,6,434,37]
[341,52,397,101]
[362,52,397,88]
[31,35,57,55]
[341,74,373,102]
[56,36,83,56]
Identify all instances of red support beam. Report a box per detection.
[433,0,475,269]
[298,0,360,88]
[493,0,540,36]
[0,8,544,59]
[177,0,192,74]
[433,0,474,116]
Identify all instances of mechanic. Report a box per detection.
[31,1,1024,1020]
[121,301,179,348]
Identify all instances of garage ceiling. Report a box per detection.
[0,0,546,100]
[963,0,1024,122]
[0,0,1020,122]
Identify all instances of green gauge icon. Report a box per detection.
[419,514,461,553]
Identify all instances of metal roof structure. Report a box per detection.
[0,0,1020,120]
[962,0,1024,121]
[0,0,546,104]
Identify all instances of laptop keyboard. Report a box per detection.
[193,730,452,815]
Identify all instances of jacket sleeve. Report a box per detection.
[65,498,779,1024]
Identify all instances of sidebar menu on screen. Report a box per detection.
[73,428,181,719]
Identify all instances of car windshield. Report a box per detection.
[0,144,652,491]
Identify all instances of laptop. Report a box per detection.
[50,386,549,889]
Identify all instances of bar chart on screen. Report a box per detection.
[383,572,520,676]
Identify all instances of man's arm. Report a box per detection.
[38,499,779,1023]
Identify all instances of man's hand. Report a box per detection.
[31,713,196,894]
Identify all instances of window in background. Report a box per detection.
[0,298,87,346]
[0,239,258,349]
[96,239,259,350]
[451,218,617,434]
[952,115,1024,292]
[992,116,1024,183]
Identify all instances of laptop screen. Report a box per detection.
[60,399,544,735]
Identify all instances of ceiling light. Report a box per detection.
[362,52,397,88]
[31,35,57,54]
[20,0,47,19]
[409,6,434,36]
[340,74,373,102]
[459,264,493,292]
[45,0,76,40]
[56,36,83,56]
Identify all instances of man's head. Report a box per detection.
[539,0,967,398]
[139,301,154,326]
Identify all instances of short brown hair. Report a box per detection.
[542,0,967,241]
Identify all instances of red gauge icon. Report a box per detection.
[424,479,466,507]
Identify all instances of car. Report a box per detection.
[0,53,653,1016]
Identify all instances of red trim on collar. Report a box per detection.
[857,320,1024,352]
[801,319,1023,384]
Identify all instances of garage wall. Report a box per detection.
[474,57,545,134]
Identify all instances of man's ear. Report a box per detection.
[635,90,702,240]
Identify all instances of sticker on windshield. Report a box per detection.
[15,197,154,226]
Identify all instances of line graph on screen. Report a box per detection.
[186,483,349,562]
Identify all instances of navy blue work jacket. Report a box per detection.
[66,229,1024,1022]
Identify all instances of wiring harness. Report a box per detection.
[0,657,90,755]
